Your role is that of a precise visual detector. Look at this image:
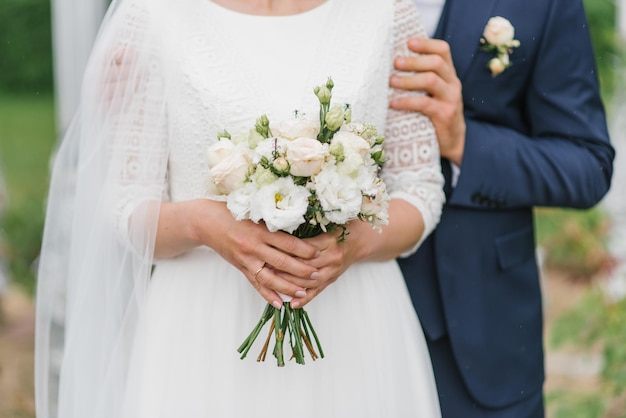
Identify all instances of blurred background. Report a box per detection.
[0,0,625,417]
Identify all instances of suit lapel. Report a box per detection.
[435,0,499,81]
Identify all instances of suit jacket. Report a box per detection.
[399,0,615,408]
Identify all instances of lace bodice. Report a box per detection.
[110,0,444,248]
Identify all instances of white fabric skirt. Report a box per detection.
[121,248,441,417]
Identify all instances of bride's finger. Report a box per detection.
[247,264,309,303]
[254,244,319,280]
[272,269,321,289]
[265,230,321,260]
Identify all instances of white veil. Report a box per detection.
[35,1,444,417]
[36,0,172,416]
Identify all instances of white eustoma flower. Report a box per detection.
[313,164,362,224]
[353,164,378,191]
[272,119,320,140]
[226,182,258,221]
[360,178,389,228]
[287,137,328,177]
[249,177,310,233]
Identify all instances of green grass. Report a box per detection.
[0,93,57,208]
[0,93,57,293]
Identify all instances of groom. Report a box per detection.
[392,0,615,416]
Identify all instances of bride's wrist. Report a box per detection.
[346,221,376,262]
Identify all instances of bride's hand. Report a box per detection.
[286,220,373,309]
[285,200,427,308]
[156,200,319,308]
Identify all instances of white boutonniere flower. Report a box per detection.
[480,16,521,77]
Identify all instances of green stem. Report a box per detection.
[237,303,274,359]
[303,310,324,359]
[272,306,285,367]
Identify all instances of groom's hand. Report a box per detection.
[390,38,466,166]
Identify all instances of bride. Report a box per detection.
[35,0,445,416]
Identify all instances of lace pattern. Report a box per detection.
[106,0,444,250]
[384,0,445,252]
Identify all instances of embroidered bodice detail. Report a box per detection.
[110,0,444,247]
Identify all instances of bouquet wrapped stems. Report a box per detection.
[237,301,324,366]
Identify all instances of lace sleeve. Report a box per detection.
[383,0,445,255]
[87,1,170,249]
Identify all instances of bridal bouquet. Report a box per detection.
[207,79,389,366]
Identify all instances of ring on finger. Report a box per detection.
[253,263,266,280]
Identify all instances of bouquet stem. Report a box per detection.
[238,301,324,366]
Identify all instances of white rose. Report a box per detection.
[287,137,328,177]
[272,119,320,140]
[483,16,515,46]
[209,150,251,194]
[249,177,309,233]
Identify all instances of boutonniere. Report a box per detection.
[480,16,521,77]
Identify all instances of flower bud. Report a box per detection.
[255,115,271,138]
[488,57,506,76]
[325,105,345,131]
[315,86,332,105]
[252,166,278,187]
[217,129,231,140]
[272,156,290,175]
[343,107,352,124]
[329,141,345,161]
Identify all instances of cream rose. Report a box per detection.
[483,16,515,46]
[207,139,236,169]
[287,137,328,177]
[272,119,320,140]
[209,151,251,194]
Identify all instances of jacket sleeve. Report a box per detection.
[448,0,614,210]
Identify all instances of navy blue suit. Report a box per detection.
[399,0,614,414]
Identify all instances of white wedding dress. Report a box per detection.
[36,0,444,417]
